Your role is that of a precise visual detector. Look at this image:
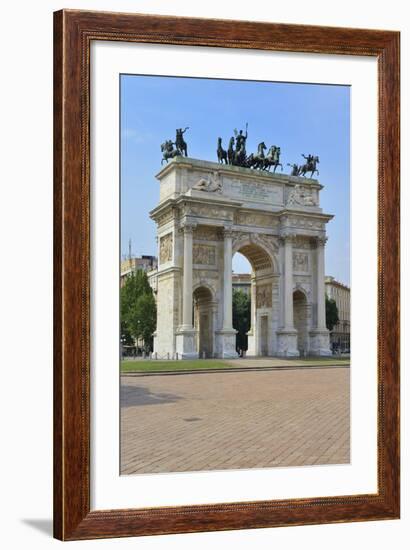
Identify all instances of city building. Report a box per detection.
[325,276,350,352]
[120,254,158,287]
[232,273,251,295]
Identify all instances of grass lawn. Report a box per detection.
[121,359,235,372]
[121,356,350,373]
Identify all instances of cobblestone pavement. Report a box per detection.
[121,367,350,475]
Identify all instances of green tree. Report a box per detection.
[129,292,157,347]
[121,271,156,349]
[326,295,339,332]
[232,289,251,352]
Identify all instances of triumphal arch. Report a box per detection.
[149,156,333,358]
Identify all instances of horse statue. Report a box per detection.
[247,141,267,170]
[264,145,283,172]
[298,154,319,178]
[216,137,228,164]
[175,127,189,157]
[227,137,235,165]
[161,140,181,164]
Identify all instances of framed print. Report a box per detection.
[53,9,400,540]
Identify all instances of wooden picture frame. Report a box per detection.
[54,9,400,540]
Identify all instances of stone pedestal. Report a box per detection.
[216,329,238,359]
[175,329,198,359]
[309,329,332,356]
[276,329,299,357]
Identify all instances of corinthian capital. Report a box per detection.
[180,222,197,235]
[316,235,328,247]
[223,225,235,239]
[279,230,296,245]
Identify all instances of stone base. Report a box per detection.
[216,329,238,359]
[276,329,299,357]
[175,328,199,359]
[309,329,332,356]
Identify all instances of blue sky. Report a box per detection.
[121,75,350,285]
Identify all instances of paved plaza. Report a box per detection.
[121,366,350,475]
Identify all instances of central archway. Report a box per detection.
[232,238,279,357]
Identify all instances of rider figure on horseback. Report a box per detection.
[175,127,189,156]
[302,153,314,166]
[299,153,319,177]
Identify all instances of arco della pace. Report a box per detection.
[149,156,333,358]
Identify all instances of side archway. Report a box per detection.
[193,285,215,358]
[293,289,310,355]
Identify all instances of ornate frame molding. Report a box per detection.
[54,9,400,540]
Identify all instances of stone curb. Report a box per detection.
[121,364,350,377]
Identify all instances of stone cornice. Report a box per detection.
[155,156,321,186]
[156,266,182,278]
[279,210,334,223]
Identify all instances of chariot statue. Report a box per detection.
[233,124,248,166]
[263,145,283,172]
[217,137,228,164]
[246,142,267,170]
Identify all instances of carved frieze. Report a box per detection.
[289,216,324,230]
[194,269,219,280]
[293,236,314,249]
[193,244,216,265]
[234,211,278,228]
[293,252,309,273]
[286,184,317,207]
[192,171,222,193]
[194,226,220,241]
[157,208,176,227]
[256,283,272,308]
[159,233,173,264]
[185,204,233,220]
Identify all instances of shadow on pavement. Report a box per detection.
[121,384,183,407]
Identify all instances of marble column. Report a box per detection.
[175,223,198,358]
[309,235,331,356]
[181,224,194,329]
[216,227,237,358]
[276,233,298,356]
[222,228,233,330]
[283,234,295,330]
[316,236,327,330]
[246,276,257,356]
